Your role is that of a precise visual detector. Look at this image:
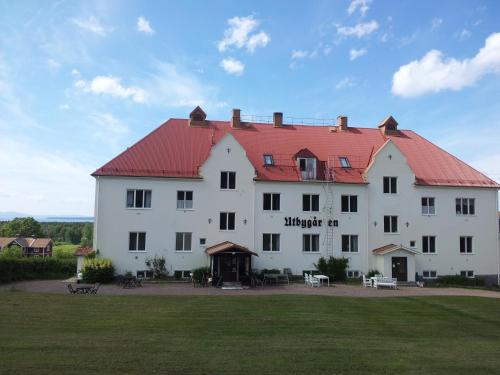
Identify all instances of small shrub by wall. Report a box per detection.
[314,257,349,282]
[81,258,115,284]
[433,275,486,287]
[0,257,76,283]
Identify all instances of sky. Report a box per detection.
[0,0,500,216]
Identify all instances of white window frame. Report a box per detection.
[175,232,192,252]
[303,194,320,212]
[421,197,436,215]
[129,232,146,252]
[263,154,274,166]
[456,198,475,216]
[298,158,317,180]
[383,215,398,234]
[341,195,358,213]
[220,171,236,190]
[422,270,437,279]
[262,233,280,252]
[347,270,360,278]
[383,176,398,194]
[459,236,473,254]
[263,193,281,211]
[126,189,152,209]
[422,236,436,254]
[339,156,351,168]
[220,212,235,231]
[303,234,320,253]
[341,235,359,253]
[177,191,193,210]
[460,270,474,278]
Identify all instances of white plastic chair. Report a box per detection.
[310,275,320,288]
[362,274,372,288]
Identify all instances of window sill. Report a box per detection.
[302,251,321,254]
[263,210,282,213]
[262,250,281,253]
[126,207,152,210]
[456,214,477,217]
[459,252,475,255]
[220,189,238,192]
[422,213,436,216]
[340,211,359,214]
[384,232,400,235]
[423,252,438,255]
[176,208,195,212]
[175,251,192,253]
[341,251,360,254]
[128,251,147,253]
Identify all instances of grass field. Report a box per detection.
[0,293,499,375]
[52,243,79,258]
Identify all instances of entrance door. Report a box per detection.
[220,254,237,282]
[392,257,407,281]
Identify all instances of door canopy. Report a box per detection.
[205,241,258,257]
[372,243,419,255]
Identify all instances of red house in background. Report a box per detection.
[0,237,53,257]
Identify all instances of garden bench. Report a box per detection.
[373,277,397,289]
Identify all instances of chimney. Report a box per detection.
[378,116,398,136]
[231,108,241,129]
[337,115,348,131]
[273,112,283,128]
[188,106,207,127]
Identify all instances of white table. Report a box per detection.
[314,274,330,286]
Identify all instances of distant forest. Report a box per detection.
[0,217,93,246]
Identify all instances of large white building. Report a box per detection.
[92,107,500,284]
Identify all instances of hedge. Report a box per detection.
[0,257,76,283]
[81,258,115,284]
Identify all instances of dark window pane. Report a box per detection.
[129,232,137,251]
[430,236,435,253]
[391,216,398,232]
[467,237,472,253]
[312,235,319,252]
[391,178,397,193]
[462,200,468,215]
[138,232,146,250]
[383,177,389,193]
[263,234,270,251]
[341,196,348,212]
[177,191,184,201]
[263,194,271,210]
[229,172,236,189]
[423,237,428,253]
[312,195,319,211]
[460,237,465,253]
[299,159,306,171]
[228,213,235,230]
[220,172,227,189]
[184,233,191,251]
[342,235,349,252]
[186,191,193,201]
[135,190,144,207]
[350,196,358,212]
[272,194,280,211]
[272,234,280,251]
[456,198,461,214]
[144,190,152,208]
[127,191,134,207]
[303,235,310,251]
[384,216,390,232]
[303,195,310,211]
[176,233,183,250]
[469,200,475,215]
[220,212,227,230]
[351,236,358,252]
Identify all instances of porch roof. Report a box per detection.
[372,243,419,255]
[205,241,258,257]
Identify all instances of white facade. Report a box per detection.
[93,134,499,283]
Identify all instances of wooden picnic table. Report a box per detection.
[263,273,289,285]
[122,276,142,288]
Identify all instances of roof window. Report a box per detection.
[339,156,351,168]
[263,154,274,166]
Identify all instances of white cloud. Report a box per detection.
[217,15,270,53]
[431,17,443,29]
[337,20,378,38]
[71,68,80,76]
[71,16,113,36]
[88,113,130,151]
[291,50,309,59]
[137,16,154,35]
[220,57,244,75]
[347,0,372,16]
[456,28,471,41]
[392,32,500,98]
[336,77,356,90]
[59,104,70,110]
[350,48,367,60]
[323,45,332,55]
[47,59,61,69]
[75,76,148,103]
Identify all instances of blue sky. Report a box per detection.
[1,0,499,216]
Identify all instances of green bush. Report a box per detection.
[145,256,168,279]
[367,270,381,278]
[0,257,76,283]
[259,268,281,278]
[314,256,349,282]
[192,267,210,283]
[434,275,485,287]
[0,246,23,258]
[81,258,115,284]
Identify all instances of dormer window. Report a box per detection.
[339,156,351,168]
[297,158,316,180]
[263,154,274,166]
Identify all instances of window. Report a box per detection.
[341,195,358,213]
[263,193,280,211]
[298,158,316,180]
[220,171,236,189]
[137,270,153,279]
[177,191,193,209]
[460,270,474,278]
[456,198,475,215]
[263,233,280,252]
[126,189,152,208]
[341,235,359,253]
[460,236,473,254]
[410,240,416,248]
[422,236,436,253]
[303,194,319,212]
[220,212,235,230]
[383,177,397,194]
[175,232,192,251]
[174,270,191,279]
[129,232,146,251]
[199,238,206,246]
[347,270,360,278]
[383,216,398,233]
[421,197,435,215]
[303,234,320,252]
[339,156,351,168]
[422,270,437,279]
[263,154,274,166]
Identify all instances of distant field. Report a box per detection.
[52,243,79,258]
[0,293,499,375]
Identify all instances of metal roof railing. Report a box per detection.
[241,114,337,127]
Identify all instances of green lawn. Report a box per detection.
[52,243,79,258]
[0,293,499,375]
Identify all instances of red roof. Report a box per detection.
[92,119,499,188]
[74,247,93,256]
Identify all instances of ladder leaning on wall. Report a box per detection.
[323,157,335,258]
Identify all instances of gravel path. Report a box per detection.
[1,280,499,298]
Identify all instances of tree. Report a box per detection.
[0,217,44,237]
[80,223,93,247]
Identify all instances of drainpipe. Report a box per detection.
[497,190,499,286]
[93,177,99,252]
